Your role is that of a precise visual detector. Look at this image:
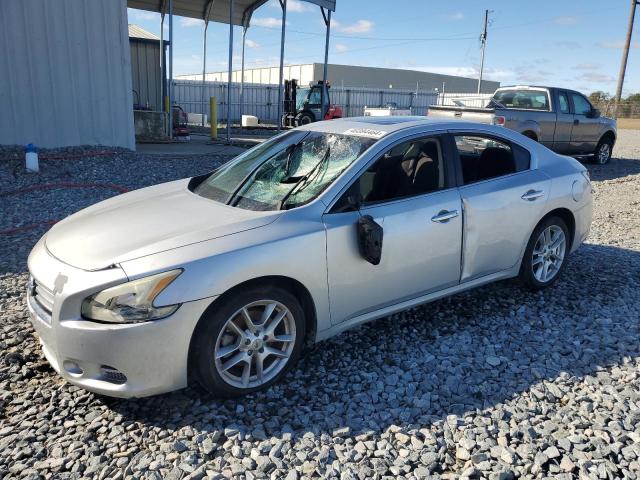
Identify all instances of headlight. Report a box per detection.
[81,269,182,323]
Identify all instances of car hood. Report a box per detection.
[45,179,281,271]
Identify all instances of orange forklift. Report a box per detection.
[281,80,343,128]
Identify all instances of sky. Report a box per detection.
[127,0,640,96]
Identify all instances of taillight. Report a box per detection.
[493,116,505,126]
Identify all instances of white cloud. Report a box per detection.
[333,19,374,34]
[180,17,203,27]
[573,63,600,71]
[245,39,260,49]
[251,17,284,28]
[553,16,579,25]
[128,9,158,21]
[599,40,639,49]
[335,43,348,53]
[268,0,310,12]
[444,12,464,21]
[579,72,615,84]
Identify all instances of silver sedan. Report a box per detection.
[27,117,592,398]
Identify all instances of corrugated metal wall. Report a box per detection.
[0,0,134,149]
[130,40,162,111]
[173,80,440,123]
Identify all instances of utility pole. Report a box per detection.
[477,9,490,94]
[614,0,638,117]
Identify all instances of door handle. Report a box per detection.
[431,209,459,223]
[521,189,545,201]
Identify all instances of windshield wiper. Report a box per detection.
[226,136,307,206]
[278,146,331,210]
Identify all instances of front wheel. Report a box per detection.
[519,216,569,290]
[594,138,613,165]
[191,286,305,397]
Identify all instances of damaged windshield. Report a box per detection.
[193,131,376,211]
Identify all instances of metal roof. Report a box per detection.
[128,24,161,40]
[127,0,335,27]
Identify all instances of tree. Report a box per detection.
[588,91,611,104]
[625,93,640,103]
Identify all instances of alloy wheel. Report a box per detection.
[214,300,296,389]
[531,225,566,283]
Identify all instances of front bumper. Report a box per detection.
[27,237,215,398]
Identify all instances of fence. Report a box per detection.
[174,80,495,125]
[592,100,640,119]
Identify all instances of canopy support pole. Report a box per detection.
[276,0,287,131]
[226,0,234,143]
[160,0,166,124]
[202,1,214,128]
[240,25,247,131]
[321,7,331,120]
[168,0,173,139]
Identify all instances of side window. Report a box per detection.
[454,135,530,184]
[571,93,592,116]
[356,137,447,205]
[558,92,570,114]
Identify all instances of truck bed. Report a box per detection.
[427,105,497,124]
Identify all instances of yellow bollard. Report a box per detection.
[210,97,217,140]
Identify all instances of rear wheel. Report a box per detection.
[519,216,569,290]
[594,137,613,164]
[192,286,305,397]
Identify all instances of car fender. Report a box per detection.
[119,207,332,335]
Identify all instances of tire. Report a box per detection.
[522,131,538,142]
[594,137,613,165]
[295,112,314,126]
[191,285,305,398]
[519,216,570,290]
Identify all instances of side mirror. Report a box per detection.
[357,215,383,265]
[587,108,601,119]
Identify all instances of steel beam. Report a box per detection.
[227,0,234,142]
[168,0,173,139]
[321,7,331,119]
[276,0,287,131]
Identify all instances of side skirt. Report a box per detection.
[315,268,518,342]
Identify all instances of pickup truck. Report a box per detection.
[428,86,617,164]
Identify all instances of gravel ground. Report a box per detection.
[1,132,639,479]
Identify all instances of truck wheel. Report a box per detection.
[522,131,538,142]
[594,137,613,165]
[295,112,314,126]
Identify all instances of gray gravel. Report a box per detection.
[1,131,640,479]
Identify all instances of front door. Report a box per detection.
[323,135,462,324]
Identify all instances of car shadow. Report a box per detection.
[106,242,640,441]
[585,156,640,182]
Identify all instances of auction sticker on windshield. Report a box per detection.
[343,128,387,139]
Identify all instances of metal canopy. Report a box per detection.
[128,0,334,27]
[127,0,336,143]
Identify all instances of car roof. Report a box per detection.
[296,116,493,136]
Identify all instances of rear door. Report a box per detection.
[552,90,575,153]
[569,92,600,153]
[451,131,551,282]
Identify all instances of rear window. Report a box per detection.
[492,90,550,111]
